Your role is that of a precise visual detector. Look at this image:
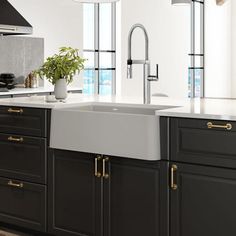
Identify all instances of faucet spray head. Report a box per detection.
[127,60,133,79]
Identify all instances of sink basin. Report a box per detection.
[50,103,176,160]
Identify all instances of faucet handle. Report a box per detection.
[127,60,133,79]
[148,64,159,82]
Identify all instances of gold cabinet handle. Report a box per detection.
[102,157,109,179]
[8,136,24,142]
[207,122,232,130]
[7,180,24,188]
[171,165,178,190]
[7,108,23,114]
[95,155,102,178]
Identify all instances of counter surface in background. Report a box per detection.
[0,86,82,97]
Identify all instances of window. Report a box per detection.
[83,3,116,95]
[188,0,204,98]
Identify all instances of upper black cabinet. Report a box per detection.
[48,149,168,236]
[170,118,236,168]
[170,162,236,236]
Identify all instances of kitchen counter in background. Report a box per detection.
[0,86,82,97]
[0,94,236,121]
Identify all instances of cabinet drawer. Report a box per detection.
[0,133,46,184]
[0,106,47,137]
[0,177,46,232]
[170,118,236,168]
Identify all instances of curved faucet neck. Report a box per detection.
[128,23,149,61]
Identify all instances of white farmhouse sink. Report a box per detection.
[50,103,176,161]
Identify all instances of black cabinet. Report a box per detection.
[0,176,46,232]
[48,150,167,236]
[170,162,236,236]
[0,106,47,137]
[170,118,236,168]
[0,133,46,184]
[0,106,48,234]
[48,150,102,236]
[103,157,168,236]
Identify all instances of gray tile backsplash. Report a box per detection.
[0,36,44,86]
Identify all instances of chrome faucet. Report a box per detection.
[127,23,159,104]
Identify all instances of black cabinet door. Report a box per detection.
[48,149,102,236]
[103,157,168,236]
[0,106,47,137]
[0,177,46,232]
[170,118,236,168]
[170,163,236,236]
[0,133,46,184]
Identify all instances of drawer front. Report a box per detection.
[170,118,236,168]
[0,133,46,184]
[0,106,47,137]
[0,177,46,232]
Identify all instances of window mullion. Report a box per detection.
[111,3,116,95]
[94,3,99,95]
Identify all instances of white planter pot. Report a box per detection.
[54,79,68,100]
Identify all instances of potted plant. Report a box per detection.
[37,47,85,99]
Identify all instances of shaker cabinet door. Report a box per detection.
[48,149,102,236]
[170,163,236,236]
[103,157,168,236]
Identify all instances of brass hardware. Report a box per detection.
[7,180,24,188]
[102,157,109,179]
[207,122,232,130]
[95,156,102,178]
[171,165,178,190]
[8,136,24,142]
[8,108,23,114]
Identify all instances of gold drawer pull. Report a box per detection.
[207,122,232,130]
[7,180,24,188]
[95,155,102,178]
[102,157,109,179]
[8,136,24,142]
[171,165,178,190]
[7,108,23,114]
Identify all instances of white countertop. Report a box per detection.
[0,86,82,96]
[0,94,236,121]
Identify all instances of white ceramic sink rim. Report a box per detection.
[58,102,178,116]
[50,102,178,161]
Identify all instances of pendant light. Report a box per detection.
[74,0,119,3]
[216,0,227,5]
[171,0,191,5]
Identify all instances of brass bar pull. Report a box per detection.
[8,136,24,142]
[7,180,24,188]
[207,122,232,130]
[171,165,178,190]
[8,108,23,114]
[102,157,109,179]
[95,156,102,178]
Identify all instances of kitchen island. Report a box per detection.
[0,94,235,236]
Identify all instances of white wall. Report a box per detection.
[205,0,232,98]
[119,0,190,98]
[8,0,84,87]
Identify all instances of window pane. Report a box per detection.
[99,52,113,68]
[99,3,112,50]
[99,70,113,95]
[84,52,95,68]
[188,68,203,98]
[83,4,94,50]
[84,70,95,94]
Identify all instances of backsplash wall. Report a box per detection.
[0,36,44,85]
